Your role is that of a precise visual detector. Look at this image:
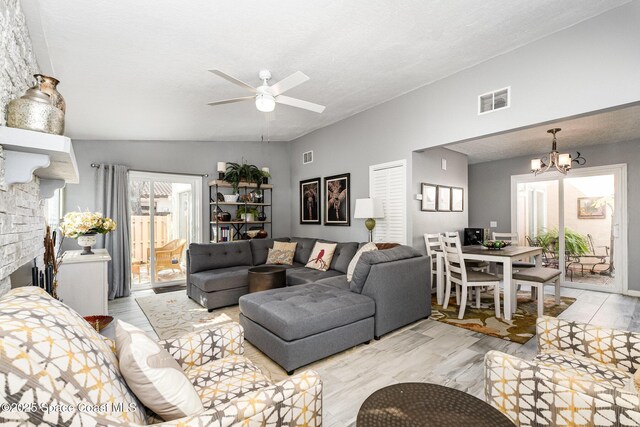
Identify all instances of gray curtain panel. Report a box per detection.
[96,164,131,299]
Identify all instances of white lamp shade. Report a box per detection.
[255,94,276,112]
[354,198,384,219]
[531,159,542,171]
[558,153,572,167]
[217,162,227,172]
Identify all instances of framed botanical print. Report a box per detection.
[300,177,321,224]
[324,173,350,226]
[437,185,451,212]
[421,183,437,212]
[577,197,606,219]
[451,187,464,212]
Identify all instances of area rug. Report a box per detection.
[136,291,290,381]
[429,292,576,344]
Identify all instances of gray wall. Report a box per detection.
[411,147,468,253]
[63,140,292,249]
[468,139,640,290]
[289,2,639,245]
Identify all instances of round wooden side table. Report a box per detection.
[247,266,287,293]
[357,382,513,427]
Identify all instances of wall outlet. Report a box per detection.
[416,193,423,200]
[490,221,497,228]
[441,158,447,170]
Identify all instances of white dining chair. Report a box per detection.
[511,267,562,317]
[492,232,536,270]
[424,233,442,295]
[440,234,502,319]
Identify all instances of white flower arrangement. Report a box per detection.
[60,211,117,238]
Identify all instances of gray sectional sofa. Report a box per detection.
[187,237,430,374]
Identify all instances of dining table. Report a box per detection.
[435,245,543,321]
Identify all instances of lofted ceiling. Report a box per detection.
[22,0,630,141]
[445,103,640,164]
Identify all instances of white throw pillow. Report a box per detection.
[115,320,204,421]
[306,242,338,271]
[347,242,378,282]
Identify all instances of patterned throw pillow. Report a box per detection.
[347,242,378,281]
[265,248,295,265]
[115,320,204,421]
[306,242,338,271]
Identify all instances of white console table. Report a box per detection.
[57,249,111,316]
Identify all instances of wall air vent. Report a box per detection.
[303,150,313,164]
[478,87,510,115]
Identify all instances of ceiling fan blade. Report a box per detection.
[207,96,254,106]
[276,95,325,113]
[209,70,257,93]
[270,71,310,96]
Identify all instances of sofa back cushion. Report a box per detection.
[189,241,253,273]
[329,242,359,273]
[250,237,291,265]
[290,237,318,264]
[0,287,146,425]
[349,245,422,293]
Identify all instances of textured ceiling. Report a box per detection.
[22,0,630,141]
[446,104,640,164]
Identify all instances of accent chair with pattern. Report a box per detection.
[485,316,640,426]
[0,287,322,426]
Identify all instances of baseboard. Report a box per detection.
[624,290,640,297]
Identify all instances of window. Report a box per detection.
[369,160,407,244]
[43,188,63,230]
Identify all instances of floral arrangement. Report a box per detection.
[60,211,117,238]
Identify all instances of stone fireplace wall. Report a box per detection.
[0,0,43,296]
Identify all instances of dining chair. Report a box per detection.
[511,267,561,317]
[447,231,490,272]
[492,232,535,269]
[439,234,501,319]
[423,233,442,294]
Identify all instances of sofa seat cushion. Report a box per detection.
[316,275,350,290]
[286,267,344,286]
[239,283,375,341]
[264,262,305,270]
[190,266,251,292]
[187,355,272,409]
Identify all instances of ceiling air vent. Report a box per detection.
[303,150,313,164]
[478,87,510,115]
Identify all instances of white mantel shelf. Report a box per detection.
[0,126,79,196]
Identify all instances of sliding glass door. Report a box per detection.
[129,172,201,290]
[512,164,627,293]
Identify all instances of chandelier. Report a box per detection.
[530,128,586,175]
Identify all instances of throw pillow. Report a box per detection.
[347,242,378,282]
[115,320,204,421]
[305,242,338,271]
[273,241,297,252]
[265,248,295,265]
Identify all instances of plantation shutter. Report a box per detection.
[369,161,406,244]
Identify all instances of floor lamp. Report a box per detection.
[354,198,384,242]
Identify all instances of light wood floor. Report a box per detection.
[108,286,639,427]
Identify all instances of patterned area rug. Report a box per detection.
[430,292,576,344]
[136,291,290,381]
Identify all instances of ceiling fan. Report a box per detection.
[207,69,325,114]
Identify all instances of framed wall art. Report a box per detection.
[421,183,437,212]
[437,185,451,212]
[324,173,350,226]
[577,197,606,219]
[300,177,321,224]
[451,187,464,212]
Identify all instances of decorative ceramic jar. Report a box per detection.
[35,74,66,113]
[77,233,98,255]
[7,86,65,135]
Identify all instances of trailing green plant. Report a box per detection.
[236,205,260,220]
[536,227,590,256]
[223,162,263,193]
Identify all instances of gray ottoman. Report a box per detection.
[239,283,375,374]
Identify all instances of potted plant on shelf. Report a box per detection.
[223,162,263,201]
[236,206,260,222]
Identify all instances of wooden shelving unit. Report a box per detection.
[208,179,273,242]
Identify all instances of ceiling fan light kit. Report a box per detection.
[530,128,586,175]
[208,69,325,114]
